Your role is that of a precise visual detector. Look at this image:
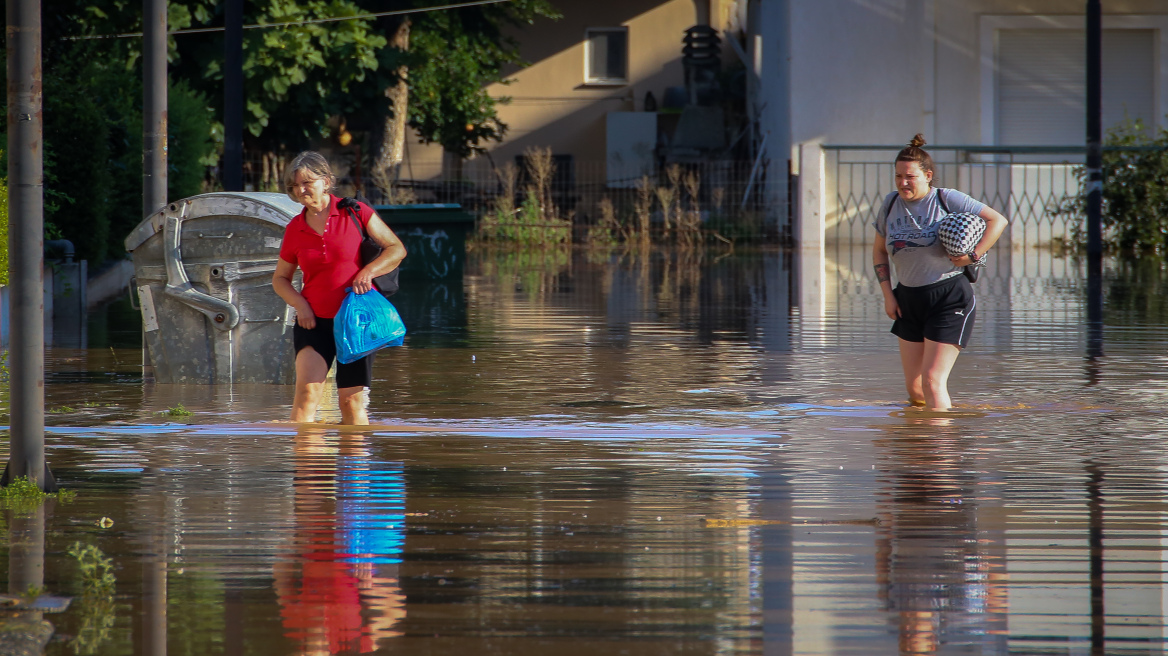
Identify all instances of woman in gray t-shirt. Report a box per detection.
[871,135,1008,410]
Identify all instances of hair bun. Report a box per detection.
[909,133,927,148]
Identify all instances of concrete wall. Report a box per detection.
[785,0,1168,315]
[779,0,1168,150]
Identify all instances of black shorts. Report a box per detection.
[292,317,374,389]
[891,275,977,348]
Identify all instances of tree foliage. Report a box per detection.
[43,0,560,157]
[1059,119,1168,255]
[404,0,560,157]
[5,0,560,263]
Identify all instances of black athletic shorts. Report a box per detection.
[292,317,374,389]
[891,275,977,348]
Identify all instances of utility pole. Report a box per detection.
[140,0,167,383]
[223,0,244,191]
[143,0,168,216]
[3,0,54,491]
[1085,0,1103,359]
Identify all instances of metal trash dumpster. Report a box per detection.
[124,192,302,384]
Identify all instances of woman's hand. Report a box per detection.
[350,268,374,295]
[273,257,317,329]
[948,252,975,267]
[296,303,317,330]
[883,292,901,320]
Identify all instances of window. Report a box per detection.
[585,28,628,84]
[997,29,1153,145]
[980,15,1168,145]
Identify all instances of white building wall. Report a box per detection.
[786,0,931,148]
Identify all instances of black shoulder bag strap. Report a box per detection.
[339,197,400,297]
[879,191,899,226]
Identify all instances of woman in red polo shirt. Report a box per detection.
[272,151,406,425]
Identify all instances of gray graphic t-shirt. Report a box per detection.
[872,188,988,288]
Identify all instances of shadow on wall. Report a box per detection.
[500,0,689,77]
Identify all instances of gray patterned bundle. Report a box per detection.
[937,212,986,256]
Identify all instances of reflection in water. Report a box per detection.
[276,430,406,654]
[8,249,1168,654]
[875,422,1008,655]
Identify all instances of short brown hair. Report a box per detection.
[895,133,935,180]
[283,151,336,203]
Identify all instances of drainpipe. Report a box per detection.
[4,0,54,491]
[44,239,74,263]
[756,0,791,237]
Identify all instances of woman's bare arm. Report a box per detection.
[272,257,315,329]
[350,212,407,295]
[873,231,899,319]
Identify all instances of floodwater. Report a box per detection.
[5,248,1168,655]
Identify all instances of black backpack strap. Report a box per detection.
[878,191,899,230]
[339,197,367,236]
[936,187,950,214]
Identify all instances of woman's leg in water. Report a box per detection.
[291,347,330,422]
[898,339,926,406]
[337,386,369,425]
[920,339,961,409]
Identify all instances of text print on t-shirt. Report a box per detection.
[886,211,937,256]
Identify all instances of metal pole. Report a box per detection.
[223,0,244,192]
[143,0,168,216]
[4,0,53,491]
[1085,0,1104,356]
[141,0,167,382]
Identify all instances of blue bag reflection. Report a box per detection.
[338,457,406,564]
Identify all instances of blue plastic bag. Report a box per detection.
[334,288,406,364]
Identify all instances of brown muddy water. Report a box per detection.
[5,248,1168,655]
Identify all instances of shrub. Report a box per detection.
[38,43,215,266]
[168,79,218,200]
[1056,119,1168,254]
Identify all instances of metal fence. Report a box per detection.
[820,145,1096,348]
[225,157,781,240]
[825,145,1090,252]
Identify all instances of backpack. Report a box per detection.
[337,197,400,297]
[880,188,979,283]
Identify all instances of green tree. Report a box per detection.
[39,0,560,158]
[42,48,116,263]
[11,0,561,262]
[168,78,219,200]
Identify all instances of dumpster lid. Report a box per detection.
[125,192,303,253]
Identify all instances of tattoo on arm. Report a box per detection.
[873,263,891,283]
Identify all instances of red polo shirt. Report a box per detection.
[279,195,375,319]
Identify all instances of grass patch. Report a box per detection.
[0,475,75,515]
[160,403,193,417]
[68,541,117,655]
